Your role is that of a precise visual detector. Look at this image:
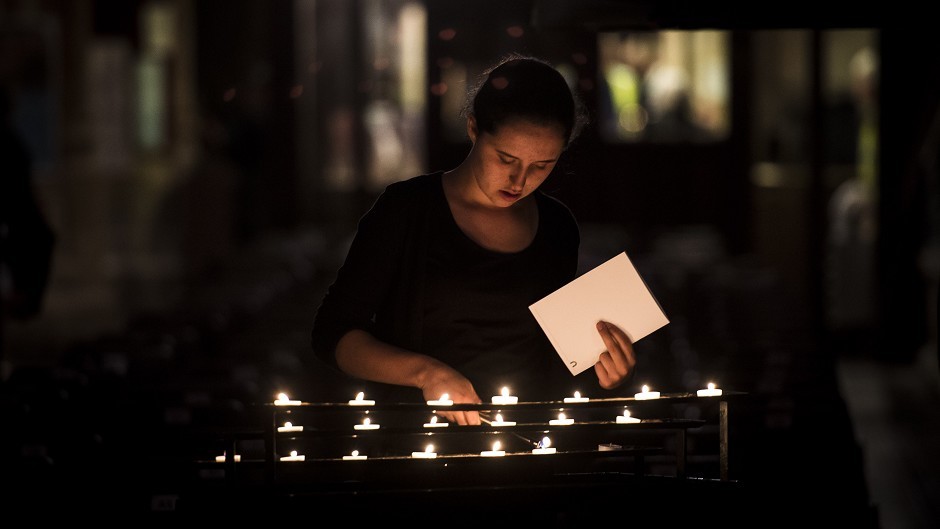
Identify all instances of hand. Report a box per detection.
[419,361,482,425]
[594,320,637,389]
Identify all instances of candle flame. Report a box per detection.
[430,416,438,424]
[492,441,501,451]
[277,392,289,401]
[573,391,581,398]
[501,387,510,397]
[355,391,364,401]
[283,421,292,428]
[558,412,567,420]
[708,382,716,390]
[495,413,504,422]
[623,409,631,417]
[440,393,449,400]
[290,450,298,457]
[425,444,434,453]
[362,418,371,425]
[641,385,649,393]
[540,436,552,448]
[351,450,359,457]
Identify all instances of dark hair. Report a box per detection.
[462,53,589,148]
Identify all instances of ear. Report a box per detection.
[466,114,478,143]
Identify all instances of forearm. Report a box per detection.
[335,329,436,390]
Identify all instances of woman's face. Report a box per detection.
[467,117,566,208]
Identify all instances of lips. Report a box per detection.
[499,190,522,202]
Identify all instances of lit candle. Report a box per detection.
[342,450,367,461]
[563,391,589,403]
[427,393,454,406]
[348,392,375,406]
[354,417,380,430]
[491,386,518,405]
[274,392,301,406]
[532,436,557,455]
[280,450,305,462]
[489,413,516,427]
[549,412,574,426]
[423,415,449,428]
[412,444,438,458]
[214,452,241,463]
[697,382,723,397]
[634,385,661,400]
[277,421,303,433]
[616,409,641,424]
[480,440,506,457]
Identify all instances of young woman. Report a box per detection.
[311,54,636,424]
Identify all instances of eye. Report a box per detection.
[499,156,514,164]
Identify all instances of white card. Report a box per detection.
[529,251,669,376]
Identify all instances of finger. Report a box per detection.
[597,321,636,375]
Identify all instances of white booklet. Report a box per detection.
[529,251,669,376]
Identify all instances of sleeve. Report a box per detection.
[310,183,411,369]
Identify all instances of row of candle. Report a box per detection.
[275,383,723,408]
[272,436,560,462]
[275,408,642,433]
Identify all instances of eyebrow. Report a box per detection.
[495,149,558,164]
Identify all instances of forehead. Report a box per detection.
[482,119,566,160]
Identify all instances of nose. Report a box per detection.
[509,170,526,191]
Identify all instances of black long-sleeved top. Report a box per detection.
[311,171,584,403]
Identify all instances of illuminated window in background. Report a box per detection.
[597,30,730,143]
[362,0,427,190]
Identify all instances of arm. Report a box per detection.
[335,329,482,425]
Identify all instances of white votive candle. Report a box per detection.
[480,441,506,457]
[274,392,301,406]
[277,421,303,433]
[532,436,556,455]
[280,450,305,462]
[697,382,723,397]
[342,450,367,461]
[616,409,641,423]
[427,393,454,406]
[214,453,241,463]
[563,391,589,403]
[549,412,574,426]
[490,413,516,427]
[424,415,449,428]
[412,444,437,458]
[354,417,380,430]
[348,392,375,406]
[634,385,661,400]
[491,387,518,405]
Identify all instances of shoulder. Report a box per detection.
[536,190,580,245]
[380,172,443,202]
